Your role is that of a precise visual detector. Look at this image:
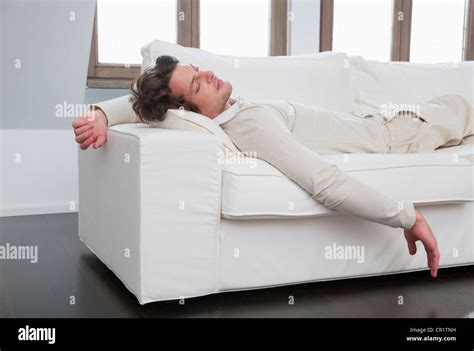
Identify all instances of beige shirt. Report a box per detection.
[95,95,416,230]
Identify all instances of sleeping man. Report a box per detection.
[73,55,474,279]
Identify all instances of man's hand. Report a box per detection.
[72,109,108,150]
[404,210,440,278]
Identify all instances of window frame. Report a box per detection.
[319,0,474,62]
[464,0,474,60]
[87,0,288,89]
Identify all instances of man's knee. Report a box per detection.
[431,94,470,109]
[461,135,474,145]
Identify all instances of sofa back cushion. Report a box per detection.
[349,56,474,115]
[141,40,355,113]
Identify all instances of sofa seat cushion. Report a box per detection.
[221,144,474,219]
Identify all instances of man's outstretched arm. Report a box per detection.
[72,95,138,150]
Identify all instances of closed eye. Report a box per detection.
[190,64,200,93]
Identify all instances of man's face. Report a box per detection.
[168,63,233,118]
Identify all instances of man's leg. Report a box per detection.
[386,94,473,153]
[383,113,433,154]
[461,135,474,145]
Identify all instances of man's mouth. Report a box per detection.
[216,78,222,90]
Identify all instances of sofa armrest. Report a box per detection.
[78,123,223,304]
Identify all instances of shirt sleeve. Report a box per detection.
[93,94,139,127]
[222,109,417,230]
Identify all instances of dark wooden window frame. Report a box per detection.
[466,0,474,60]
[319,0,333,53]
[271,0,289,56]
[320,0,474,62]
[87,0,288,89]
[391,0,412,61]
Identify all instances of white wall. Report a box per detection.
[1,0,95,217]
[0,129,79,217]
[0,0,4,214]
[0,0,3,129]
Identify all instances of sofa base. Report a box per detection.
[218,202,473,292]
[82,201,473,304]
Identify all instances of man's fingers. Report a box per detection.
[72,118,89,129]
[429,250,440,278]
[407,241,417,255]
[423,240,439,278]
[74,124,93,136]
[80,135,96,150]
[93,135,106,149]
[404,230,417,255]
[425,247,440,278]
[429,260,437,278]
[76,129,94,144]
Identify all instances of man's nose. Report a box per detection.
[202,70,214,83]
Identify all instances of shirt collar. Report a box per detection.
[212,96,243,125]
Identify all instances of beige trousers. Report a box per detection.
[290,94,474,155]
[381,95,474,153]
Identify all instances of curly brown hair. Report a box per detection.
[129,55,200,123]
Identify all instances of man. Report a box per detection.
[72,55,473,279]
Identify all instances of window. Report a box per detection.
[410,0,466,63]
[88,0,288,88]
[97,0,177,65]
[200,0,271,56]
[320,0,474,62]
[332,0,393,61]
[88,0,186,88]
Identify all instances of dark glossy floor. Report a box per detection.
[0,213,473,318]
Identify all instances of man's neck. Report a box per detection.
[209,97,236,119]
[224,97,237,111]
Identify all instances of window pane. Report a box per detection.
[332,0,393,61]
[200,0,270,56]
[410,0,466,63]
[97,0,177,64]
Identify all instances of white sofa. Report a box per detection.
[78,40,474,305]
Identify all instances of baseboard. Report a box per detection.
[0,202,78,217]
